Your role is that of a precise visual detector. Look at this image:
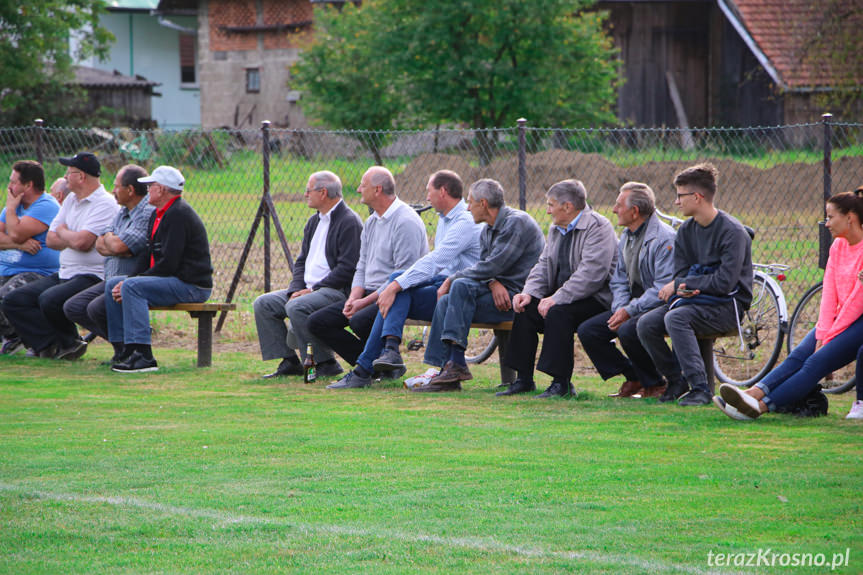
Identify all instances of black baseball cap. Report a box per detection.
[59,152,101,177]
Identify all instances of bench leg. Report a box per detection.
[190,311,216,368]
[699,338,715,395]
[494,329,516,385]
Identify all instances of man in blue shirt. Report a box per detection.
[0,160,60,354]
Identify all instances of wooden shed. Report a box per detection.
[73,66,161,128]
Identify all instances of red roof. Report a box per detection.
[727,0,863,90]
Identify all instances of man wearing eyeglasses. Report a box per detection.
[253,171,363,379]
[2,152,117,360]
[636,163,753,406]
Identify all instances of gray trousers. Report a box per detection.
[636,301,739,392]
[63,280,108,340]
[254,287,346,363]
[0,272,45,339]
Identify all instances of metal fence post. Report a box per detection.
[517,118,527,210]
[819,113,833,270]
[33,119,44,165]
[262,121,272,293]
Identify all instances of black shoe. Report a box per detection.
[678,388,712,406]
[112,350,158,373]
[658,379,689,403]
[36,343,59,358]
[496,378,536,396]
[262,357,303,379]
[535,380,575,398]
[372,347,405,372]
[316,359,344,377]
[379,366,407,380]
[54,339,88,361]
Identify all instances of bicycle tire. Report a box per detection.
[787,282,857,394]
[466,331,498,364]
[713,275,784,387]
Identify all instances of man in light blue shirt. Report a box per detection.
[328,169,482,389]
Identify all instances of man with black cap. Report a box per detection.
[105,165,213,373]
[2,152,118,359]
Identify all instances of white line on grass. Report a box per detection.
[0,482,738,574]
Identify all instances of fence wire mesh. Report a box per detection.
[1,120,861,341]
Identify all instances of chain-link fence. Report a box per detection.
[1,118,861,340]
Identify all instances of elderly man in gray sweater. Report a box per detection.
[501,179,618,398]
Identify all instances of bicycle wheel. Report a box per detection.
[713,275,784,387]
[787,282,857,394]
[466,330,498,364]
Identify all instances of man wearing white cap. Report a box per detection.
[104,165,213,373]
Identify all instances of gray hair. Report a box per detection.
[620,181,656,217]
[469,178,505,209]
[368,166,396,196]
[311,170,343,198]
[546,179,586,210]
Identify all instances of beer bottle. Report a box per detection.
[303,343,316,384]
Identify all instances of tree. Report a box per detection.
[0,1,113,126]
[293,0,620,162]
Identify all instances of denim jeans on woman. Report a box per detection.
[755,314,863,411]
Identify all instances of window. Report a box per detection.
[179,33,197,86]
[246,68,261,93]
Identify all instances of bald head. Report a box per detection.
[50,177,69,204]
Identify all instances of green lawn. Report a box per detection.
[1,345,861,574]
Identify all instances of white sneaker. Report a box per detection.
[404,368,440,389]
[712,395,753,421]
[845,400,863,419]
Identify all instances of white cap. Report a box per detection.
[138,165,185,192]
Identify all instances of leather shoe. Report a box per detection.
[636,384,667,399]
[55,339,87,361]
[496,378,536,396]
[535,380,575,398]
[316,359,344,377]
[429,360,472,384]
[262,357,303,379]
[608,380,642,398]
[410,380,462,392]
[678,388,712,406]
[372,347,405,372]
[326,370,372,389]
[658,379,688,403]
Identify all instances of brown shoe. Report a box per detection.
[410,380,462,392]
[608,380,643,398]
[429,360,473,384]
[636,384,667,399]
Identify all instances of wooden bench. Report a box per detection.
[150,303,236,367]
[404,319,515,385]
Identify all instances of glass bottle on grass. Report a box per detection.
[303,343,316,384]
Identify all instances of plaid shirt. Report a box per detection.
[105,196,155,278]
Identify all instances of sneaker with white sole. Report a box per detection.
[845,400,863,420]
[719,383,763,419]
[712,395,753,421]
[404,368,440,389]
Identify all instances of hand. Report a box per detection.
[343,295,371,319]
[607,307,631,332]
[290,288,312,300]
[437,277,452,300]
[658,281,676,302]
[19,238,40,255]
[6,189,22,211]
[537,296,556,318]
[112,280,124,303]
[377,282,401,319]
[676,283,700,298]
[512,293,531,313]
[489,280,511,312]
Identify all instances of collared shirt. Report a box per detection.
[49,185,119,280]
[393,200,481,290]
[555,211,583,236]
[105,195,155,278]
[304,199,341,288]
[622,221,647,290]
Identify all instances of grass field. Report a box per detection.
[1,344,861,574]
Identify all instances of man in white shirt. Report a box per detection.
[2,152,117,359]
[253,171,363,378]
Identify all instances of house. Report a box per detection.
[597,0,863,128]
[73,66,160,127]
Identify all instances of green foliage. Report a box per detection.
[0,0,113,126]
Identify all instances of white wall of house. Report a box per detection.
[83,11,201,129]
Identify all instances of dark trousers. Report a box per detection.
[307,291,379,366]
[576,309,663,388]
[63,281,108,340]
[1,272,101,352]
[504,297,607,382]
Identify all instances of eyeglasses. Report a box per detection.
[676,192,697,200]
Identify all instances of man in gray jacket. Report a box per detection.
[501,179,618,398]
[577,182,676,398]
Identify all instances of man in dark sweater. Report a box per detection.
[105,165,213,373]
[636,163,753,405]
[254,171,362,379]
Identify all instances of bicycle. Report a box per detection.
[656,210,790,387]
[786,281,857,394]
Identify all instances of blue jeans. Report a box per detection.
[105,275,212,345]
[424,278,514,367]
[355,272,445,372]
[754,314,863,411]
